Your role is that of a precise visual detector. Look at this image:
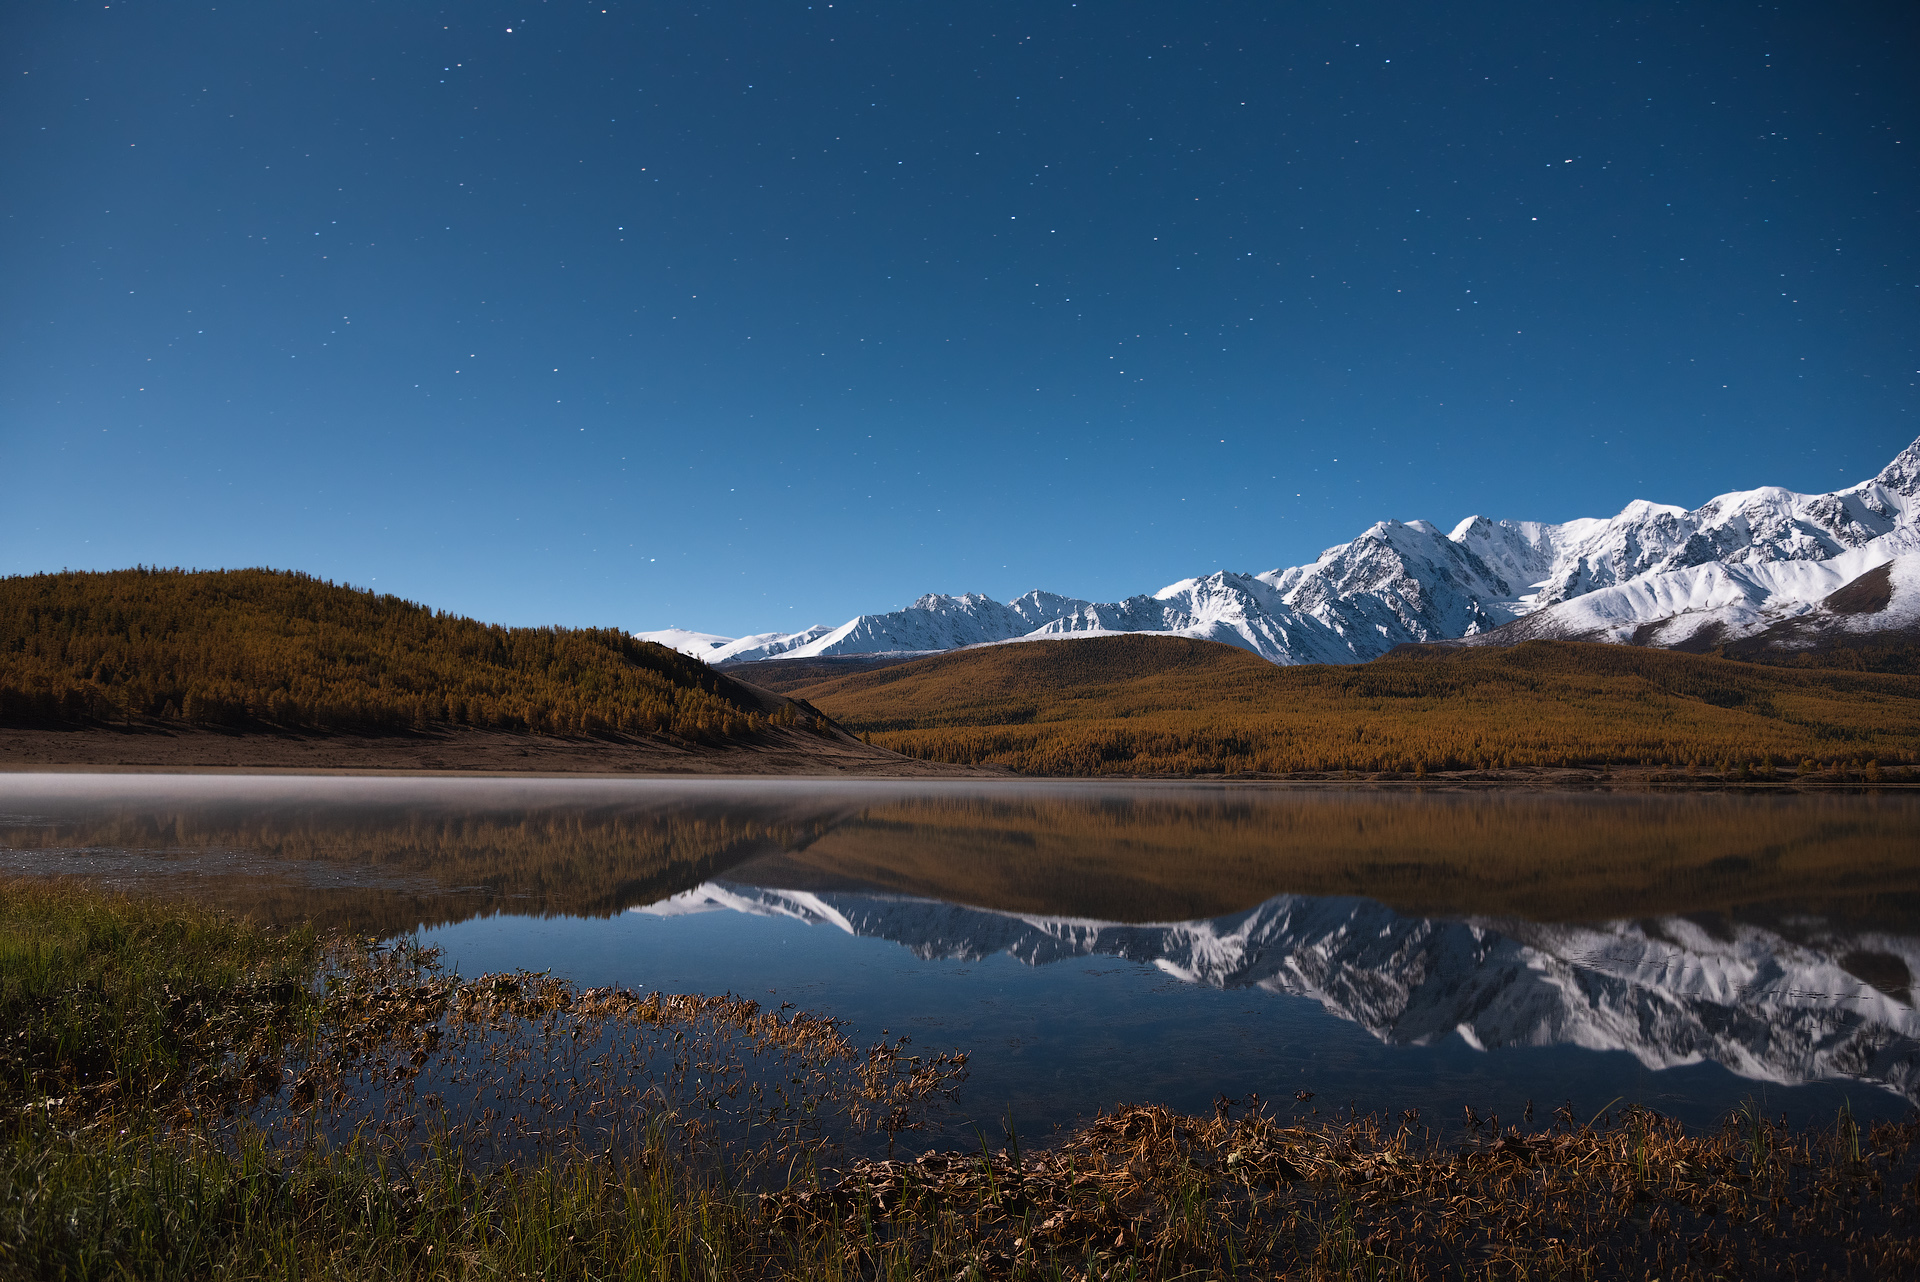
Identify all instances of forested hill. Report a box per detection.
[0,568,811,743]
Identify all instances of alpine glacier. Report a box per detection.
[637,436,1920,666]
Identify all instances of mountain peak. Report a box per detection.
[910,591,991,610]
[1614,498,1688,521]
[1875,435,1920,497]
[643,435,1920,669]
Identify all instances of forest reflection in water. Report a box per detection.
[4,774,1918,1131]
[2,774,1915,933]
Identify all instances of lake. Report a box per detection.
[3,773,1916,1145]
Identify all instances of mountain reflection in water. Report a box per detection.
[648,880,1920,1103]
[5,775,1918,1125]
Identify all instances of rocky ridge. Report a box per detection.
[638,437,1920,666]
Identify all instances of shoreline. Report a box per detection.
[0,722,1011,779]
[0,726,1909,790]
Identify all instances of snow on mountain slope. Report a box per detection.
[702,624,839,664]
[691,592,1092,664]
[640,436,1920,666]
[1019,573,1357,663]
[642,881,1920,1100]
[1459,527,1920,652]
[633,628,736,657]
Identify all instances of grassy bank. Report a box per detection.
[4,880,1917,1279]
[0,881,319,1114]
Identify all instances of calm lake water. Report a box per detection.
[4,773,1918,1145]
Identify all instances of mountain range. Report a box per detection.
[640,437,1920,667]
[644,881,1920,1102]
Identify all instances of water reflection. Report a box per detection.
[0,776,868,932]
[3,777,1915,930]
[653,880,1920,1102]
[4,774,1917,1127]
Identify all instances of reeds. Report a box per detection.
[0,878,319,1114]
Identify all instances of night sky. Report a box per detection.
[6,2,1917,636]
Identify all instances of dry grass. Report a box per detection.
[789,636,1920,776]
[1,879,968,1279]
[280,935,968,1171]
[772,1100,1920,1279]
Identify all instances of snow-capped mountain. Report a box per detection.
[642,881,1920,1100]
[641,437,1920,666]
[1453,533,1920,652]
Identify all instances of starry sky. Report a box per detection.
[5,2,1917,636]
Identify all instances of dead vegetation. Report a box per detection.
[772,1100,1920,1280]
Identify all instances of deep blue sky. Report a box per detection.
[5,2,1917,636]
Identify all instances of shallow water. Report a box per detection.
[4,773,1917,1144]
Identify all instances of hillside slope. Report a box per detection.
[788,635,1920,776]
[0,569,862,760]
[719,653,932,693]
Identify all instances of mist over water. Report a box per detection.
[4,774,1916,1142]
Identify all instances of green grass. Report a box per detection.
[0,881,318,1111]
[4,1117,756,1281]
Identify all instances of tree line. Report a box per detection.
[0,568,820,744]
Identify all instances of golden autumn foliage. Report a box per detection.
[744,791,1920,925]
[0,796,849,936]
[789,635,1920,775]
[13,782,1917,935]
[0,567,782,743]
